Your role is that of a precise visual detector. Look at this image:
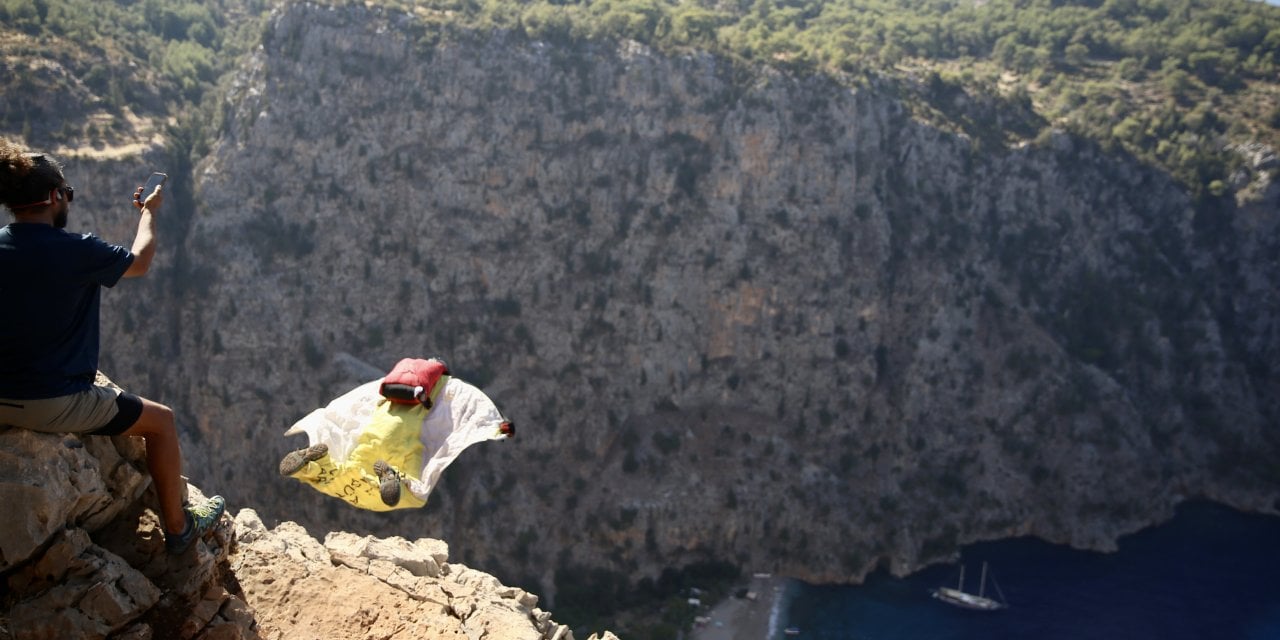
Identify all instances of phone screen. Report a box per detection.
[138,172,168,204]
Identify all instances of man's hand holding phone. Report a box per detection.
[134,172,167,212]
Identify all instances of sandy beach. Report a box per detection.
[691,574,792,640]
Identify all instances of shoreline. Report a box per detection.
[691,574,793,640]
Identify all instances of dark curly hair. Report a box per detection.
[0,137,66,212]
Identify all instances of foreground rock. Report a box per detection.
[0,427,250,640]
[231,509,581,640]
[0,429,609,640]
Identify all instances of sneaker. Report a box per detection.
[166,495,227,555]
[372,460,401,506]
[278,443,329,476]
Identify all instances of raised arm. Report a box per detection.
[123,184,161,278]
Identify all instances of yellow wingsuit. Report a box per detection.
[288,400,430,510]
[281,376,512,511]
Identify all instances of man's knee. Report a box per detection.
[124,399,175,437]
[144,401,175,429]
[148,401,174,421]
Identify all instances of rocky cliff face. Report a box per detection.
[0,428,593,640]
[60,0,1280,605]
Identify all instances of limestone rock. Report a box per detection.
[0,427,146,572]
[324,530,448,578]
[7,528,159,639]
[1,431,599,640]
[0,429,252,640]
[231,509,580,640]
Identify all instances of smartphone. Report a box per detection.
[136,172,167,206]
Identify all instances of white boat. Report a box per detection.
[931,561,1007,611]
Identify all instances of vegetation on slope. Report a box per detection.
[0,0,268,152]
[397,0,1280,199]
[3,0,1277,197]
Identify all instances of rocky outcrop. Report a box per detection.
[0,428,599,640]
[231,510,583,640]
[0,427,251,640]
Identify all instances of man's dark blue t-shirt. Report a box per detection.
[0,223,134,399]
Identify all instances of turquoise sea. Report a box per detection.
[778,502,1280,640]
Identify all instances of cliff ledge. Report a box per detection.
[0,428,606,640]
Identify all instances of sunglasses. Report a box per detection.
[11,185,74,209]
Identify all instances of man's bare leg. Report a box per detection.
[121,398,186,534]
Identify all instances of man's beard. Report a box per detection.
[53,206,67,229]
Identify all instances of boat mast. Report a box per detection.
[979,562,988,598]
[957,564,965,591]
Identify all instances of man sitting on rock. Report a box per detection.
[0,138,224,554]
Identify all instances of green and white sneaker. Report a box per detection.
[166,495,227,555]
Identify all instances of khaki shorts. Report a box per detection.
[0,383,143,436]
